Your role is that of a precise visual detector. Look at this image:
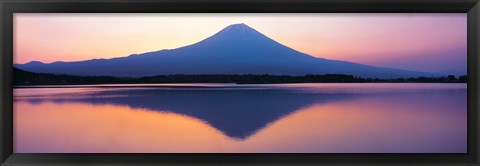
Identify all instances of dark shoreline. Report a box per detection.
[13,82,468,90]
[14,67,467,86]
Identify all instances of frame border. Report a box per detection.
[1,0,479,165]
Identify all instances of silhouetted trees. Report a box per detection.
[14,67,129,85]
[13,67,467,86]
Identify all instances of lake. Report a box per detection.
[13,83,467,153]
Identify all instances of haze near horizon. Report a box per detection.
[14,13,467,74]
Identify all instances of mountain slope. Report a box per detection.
[15,23,434,78]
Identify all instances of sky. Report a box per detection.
[14,13,467,74]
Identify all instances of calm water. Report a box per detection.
[13,83,467,153]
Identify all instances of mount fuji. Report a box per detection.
[15,23,434,78]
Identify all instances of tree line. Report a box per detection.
[13,67,467,86]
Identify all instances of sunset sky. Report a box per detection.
[14,13,467,74]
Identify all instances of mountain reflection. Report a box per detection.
[14,84,467,153]
[17,86,366,139]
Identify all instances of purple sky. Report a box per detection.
[14,13,467,74]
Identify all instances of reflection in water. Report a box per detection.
[14,83,467,153]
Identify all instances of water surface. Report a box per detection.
[14,83,467,153]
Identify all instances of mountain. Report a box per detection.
[15,23,435,78]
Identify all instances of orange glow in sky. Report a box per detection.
[14,13,467,73]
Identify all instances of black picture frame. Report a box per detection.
[1,0,479,165]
